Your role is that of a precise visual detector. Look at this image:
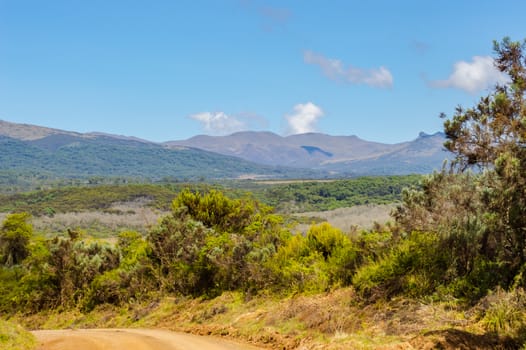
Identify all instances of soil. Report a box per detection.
[33,328,265,350]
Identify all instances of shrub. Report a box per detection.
[479,288,526,341]
[84,231,156,310]
[353,231,447,299]
[268,223,359,293]
[0,213,33,266]
[443,258,508,302]
[0,319,36,350]
[149,189,291,297]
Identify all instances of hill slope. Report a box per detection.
[165,130,451,174]
[0,121,312,183]
[1,120,451,185]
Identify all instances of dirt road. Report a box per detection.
[33,328,265,350]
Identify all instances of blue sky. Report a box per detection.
[1,0,525,143]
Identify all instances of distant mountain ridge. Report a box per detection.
[165,130,451,174]
[0,120,452,182]
[0,120,307,181]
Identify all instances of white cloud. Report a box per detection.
[190,112,246,135]
[431,56,508,93]
[285,102,324,135]
[304,50,393,88]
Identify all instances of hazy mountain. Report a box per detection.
[0,120,312,181]
[165,130,451,174]
[0,120,84,141]
[0,120,451,183]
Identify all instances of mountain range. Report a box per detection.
[0,120,451,182]
[166,130,450,174]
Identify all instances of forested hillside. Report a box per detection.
[0,131,314,189]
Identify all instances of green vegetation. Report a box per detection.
[0,134,318,192]
[390,37,526,301]
[0,319,36,350]
[0,176,413,239]
[253,175,422,212]
[0,175,421,216]
[0,184,181,215]
[1,38,526,348]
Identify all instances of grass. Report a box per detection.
[293,203,395,233]
[478,288,526,341]
[15,287,518,349]
[1,196,395,240]
[0,319,36,350]
[30,202,165,238]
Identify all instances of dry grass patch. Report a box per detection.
[294,204,395,233]
[30,201,165,238]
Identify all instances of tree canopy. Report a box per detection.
[444,37,526,171]
[393,38,526,297]
[443,37,526,272]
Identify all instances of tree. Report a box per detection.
[443,37,526,280]
[0,213,33,266]
[149,189,289,297]
[444,38,525,169]
[391,38,526,300]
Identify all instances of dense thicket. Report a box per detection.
[0,186,400,311]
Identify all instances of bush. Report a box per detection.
[268,223,359,293]
[0,319,36,350]
[353,231,447,299]
[443,258,508,302]
[84,232,156,310]
[148,189,291,297]
[0,213,33,266]
[269,234,329,293]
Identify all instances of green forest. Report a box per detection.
[0,175,421,215]
[1,38,526,349]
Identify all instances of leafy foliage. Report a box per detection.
[254,175,422,213]
[443,37,526,273]
[0,213,33,266]
[0,319,36,350]
[269,223,358,293]
[0,176,418,216]
[86,232,156,309]
[389,38,526,302]
[353,231,448,299]
[149,189,288,297]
